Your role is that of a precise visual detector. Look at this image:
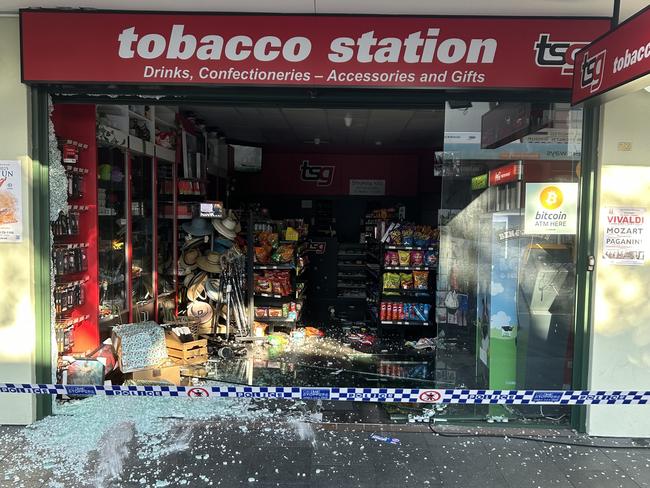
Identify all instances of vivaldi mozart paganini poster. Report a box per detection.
[0,160,23,242]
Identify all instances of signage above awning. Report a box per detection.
[20,10,608,89]
[572,5,650,105]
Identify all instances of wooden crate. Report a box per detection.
[165,333,208,365]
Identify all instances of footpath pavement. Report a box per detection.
[0,397,648,488]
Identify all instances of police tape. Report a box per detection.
[1,383,650,404]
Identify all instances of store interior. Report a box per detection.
[51,99,580,422]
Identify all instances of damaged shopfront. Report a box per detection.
[8,8,613,429]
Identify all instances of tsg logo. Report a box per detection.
[580,50,606,93]
[300,160,335,187]
[534,34,588,75]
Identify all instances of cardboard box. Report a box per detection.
[130,363,181,384]
[165,332,208,365]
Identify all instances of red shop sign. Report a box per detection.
[489,162,522,186]
[20,10,608,89]
[573,5,650,104]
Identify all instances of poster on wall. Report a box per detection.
[0,160,22,242]
[524,182,578,235]
[602,207,647,266]
[349,179,386,196]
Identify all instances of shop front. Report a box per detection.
[0,8,616,428]
[571,4,650,437]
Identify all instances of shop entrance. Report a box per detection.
[48,93,583,424]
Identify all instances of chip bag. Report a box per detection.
[398,250,411,267]
[400,273,414,290]
[413,271,429,290]
[383,273,400,292]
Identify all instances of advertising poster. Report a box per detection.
[0,160,22,242]
[602,207,647,266]
[524,182,578,235]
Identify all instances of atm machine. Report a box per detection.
[516,243,574,389]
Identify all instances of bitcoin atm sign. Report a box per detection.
[524,183,578,235]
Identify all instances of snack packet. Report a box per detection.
[413,271,429,290]
[389,229,402,245]
[398,250,411,267]
[402,227,414,246]
[383,273,400,292]
[400,273,414,289]
[411,251,424,266]
[424,251,437,267]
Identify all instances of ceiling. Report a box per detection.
[2,0,648,19]
[182,106,445,149]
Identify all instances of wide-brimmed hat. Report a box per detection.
[187,301,213,327]
[187,272,208,302]
[212,215,239,240]
[197,251,223,274]
[180,248,200,270]
[215,237,234,249]
[205,278,222,302]
[182,236,206,250]
[182,217,213,237]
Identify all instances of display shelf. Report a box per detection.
[254,264,295,270]
[55,314,90,330]
[385,244,438,251]
[254,292,286,299]
[55,276,89,288]
[53,242,89,250]
[255,317,297,324]
[383,266,436,271]
[64,165,89,174]
[380,320,430,326]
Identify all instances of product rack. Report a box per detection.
[249,215,308,332]
[365,231,439,340]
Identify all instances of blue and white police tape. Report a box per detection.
[1,383,649,404]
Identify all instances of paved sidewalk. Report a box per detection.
[0,400,649,488]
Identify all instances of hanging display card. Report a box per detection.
[602,207,647,266]
[0,160,23,242]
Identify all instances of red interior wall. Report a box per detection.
[51,104,99,354]
[237,150,426,197]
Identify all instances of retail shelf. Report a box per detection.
[53,242,89,250]
[255,317,297,324]
[55,314,90,330]
[338,262,366,268]
[383,266,436,271]
[67,204,89,212]
[384,245,438,251]
[254,292,286,299]
[254,264,295,270]
[380,320,430,326]
[337,283,367,289]
[55,276,90,289]
[64,166,89,174]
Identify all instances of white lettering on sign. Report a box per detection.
[118,25,497,66]
[613,41,650,74]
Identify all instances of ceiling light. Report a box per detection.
[344,113,353,127]
[644,86,650,93]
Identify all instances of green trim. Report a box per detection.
[31,88,52,420]
[571,106,601,432]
